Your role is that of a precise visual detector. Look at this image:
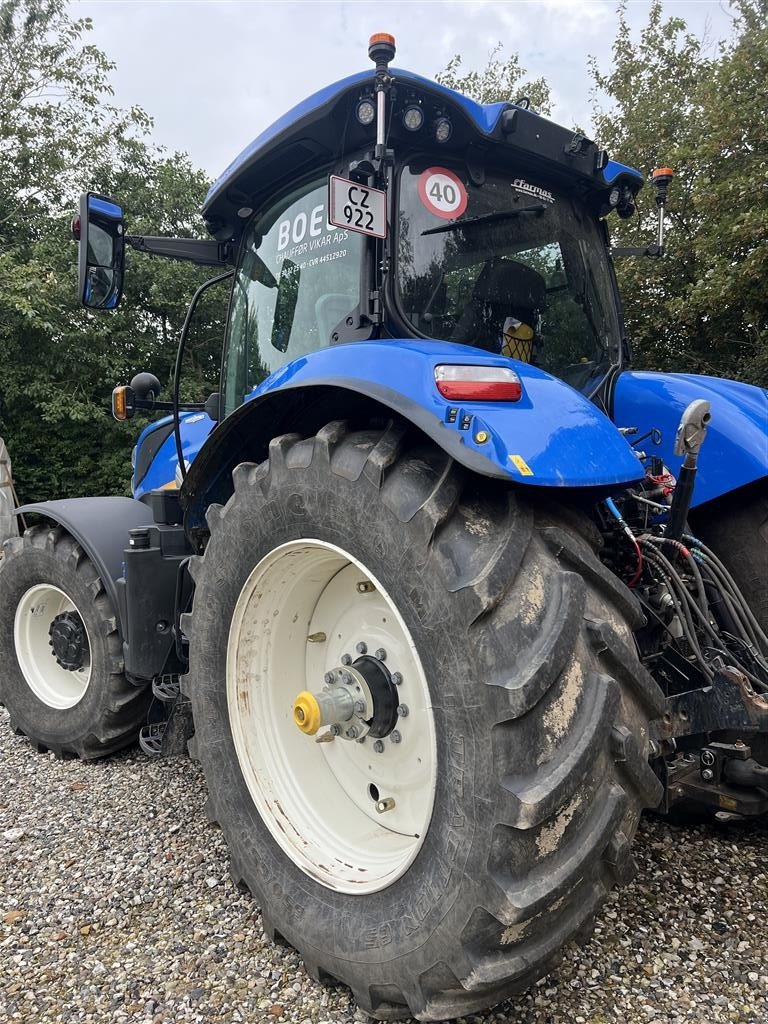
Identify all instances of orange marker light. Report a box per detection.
[652,167,675,181]
[112,385,132,421]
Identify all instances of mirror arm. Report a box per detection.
[132,398,205,413]
[125,235,235,266]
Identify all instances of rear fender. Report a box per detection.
[613,371,768,508]
[181,339,643,537]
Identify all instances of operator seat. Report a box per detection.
[451,259,546,359]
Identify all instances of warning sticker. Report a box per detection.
[417,167,468,220]
[509,454,534,476]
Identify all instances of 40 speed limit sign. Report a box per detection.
[329,175,387,238]
[417,167,468,220]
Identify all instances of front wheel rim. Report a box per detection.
[13,584,92,709]
[226,539,438,894]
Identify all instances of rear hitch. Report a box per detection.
[658,671,768,817]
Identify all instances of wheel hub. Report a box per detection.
[48,610,88,671]
[293,653,399,741]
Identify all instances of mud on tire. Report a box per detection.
[0,525,150,759]
[185,421,665,1021]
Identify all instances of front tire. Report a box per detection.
[186,421,664,1021]
[0,525,150,758]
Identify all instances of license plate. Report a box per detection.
[328,175,387,239]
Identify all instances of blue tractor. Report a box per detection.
[1,34,766,1021]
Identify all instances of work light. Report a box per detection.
[403,105,424,131]
[434,116,452,143]
[356,99,376,126]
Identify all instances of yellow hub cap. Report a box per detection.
[293,691,321,735]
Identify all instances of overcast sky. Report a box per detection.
[73,1,736,182]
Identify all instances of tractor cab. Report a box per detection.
[201,34,647,417]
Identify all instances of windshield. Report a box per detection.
[222,176,363,416]
[396,162,622,393]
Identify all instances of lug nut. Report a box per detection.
[375,648,387,661]
[390,730,402,744]
[346,726,359,740]
[356,581,375,594]
[341,653,352,666]
[396,704,409,717]
[375,797,396,813]
[354,700,366,715]
[391,672,403,686]
[324,671,336,685]
[701,768,714,782]
[356,735,366,744]
[373,740,385,753]
[356,641,367,655]
[330,724,342,737]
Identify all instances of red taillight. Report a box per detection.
[71,215,81,241]
[434,365,522,402]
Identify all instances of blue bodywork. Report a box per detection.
[133,412,216,498]
[133,353,767,507]
[135,341,644,497]
[131,67,764,511]
[613,371,768,507]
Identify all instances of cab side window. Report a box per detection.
[222,178,363,416]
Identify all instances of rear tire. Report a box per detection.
[186,422,665,1021]
[0,525,150,758]
[690,486,768,634]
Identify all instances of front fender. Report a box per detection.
[181,340,643,534]
[14,497,155,633]
[613,371,768,508]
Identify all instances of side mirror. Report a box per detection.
[75,193,125,310]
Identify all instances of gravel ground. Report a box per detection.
[1,706,767,1024]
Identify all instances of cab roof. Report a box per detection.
[202,67,643,240]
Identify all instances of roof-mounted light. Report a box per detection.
[434,116,452,143]
[434,365,523,402]
[356,98,376,126]
[403,105,424,132]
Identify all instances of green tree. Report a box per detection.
[437,43,552,115]
[0,1,223,503]
[683,0,768,385]
[590,0,768,384]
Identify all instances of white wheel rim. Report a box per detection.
[13,584,92,709]
[227,539,437,894]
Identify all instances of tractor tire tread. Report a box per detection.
[189,421,664,1021]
